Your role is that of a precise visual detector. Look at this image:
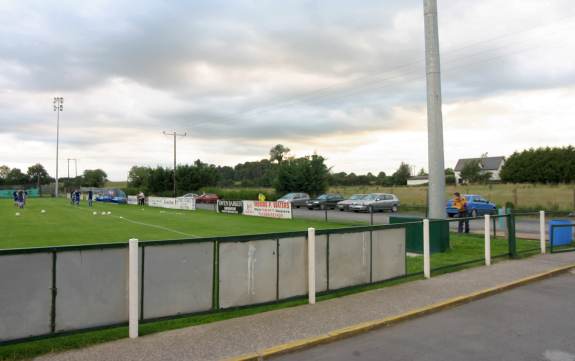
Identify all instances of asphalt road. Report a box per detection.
[275,271,575,361]
[290,207,544,237]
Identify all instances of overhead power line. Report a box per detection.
[182,14,575,132]
[235,15,575,116]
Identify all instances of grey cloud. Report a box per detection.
[0,0,425,93]
[1,0,574,179]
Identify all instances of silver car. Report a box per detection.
[349,193,400,213]
[277,192,310,208]
[337,194,368,211]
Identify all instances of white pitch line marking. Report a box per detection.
[78,206,199,238]
[113,215,200,238]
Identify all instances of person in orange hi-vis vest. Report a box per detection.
[452,192,469,233]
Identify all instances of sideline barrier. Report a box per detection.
[217,200,292,219]
[389,216,449,253]
[0,188,40,198]
[426,214,510,274]
[0,223,410,343]
[147,196,195,210]
[0,210,547,344]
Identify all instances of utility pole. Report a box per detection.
[424,0,446,219]
[53,97,64,197]
[67,158,77,180]
[163,131,187,197]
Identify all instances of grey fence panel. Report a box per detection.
[219,240,277,308]
[278,236,307,299]
[372,228,406,282]
[143,243,214,319]
[0,254,52,341]
[315,234,328,293]
[55,249,128,332]
[329,231,371,290]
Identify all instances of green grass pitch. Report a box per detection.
[0,198,356,249]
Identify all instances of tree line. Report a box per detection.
[9,145,573,196]
[451,146,575,184]
[0,163,108,188]
[127,145,420,196]
[500,146,575,183]
[0,164,52,187]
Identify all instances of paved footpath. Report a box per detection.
[276,272,575,361]
[36,252,575,361]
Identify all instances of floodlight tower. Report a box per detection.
[424,0,446,219]
[163,131,187,198]
[53,97,64,197]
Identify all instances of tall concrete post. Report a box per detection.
[424,0,446,219]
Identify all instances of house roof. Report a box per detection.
[454,156,505,171]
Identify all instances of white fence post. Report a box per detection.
[128,238,139,339]
[540,210,546,254]
[484,215,491,266]
[423,219,431,279]
[307,228,316,305]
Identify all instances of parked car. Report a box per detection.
[337,194,368,211]
[178,193,198,199]
[306,193,344,210]
[349,193,400,213]
[277,192,310,208]
[446,194,497,218]
[196,193,219,204]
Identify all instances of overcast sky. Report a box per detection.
[1,0,574,180]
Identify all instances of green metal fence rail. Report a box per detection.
[0,212,544,346]
[0,221,419,345]
[426,213,518,273]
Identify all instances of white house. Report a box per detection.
[454,156,505,184]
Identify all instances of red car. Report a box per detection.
[196,193,219,204]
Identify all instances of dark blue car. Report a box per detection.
[446,194,497,218]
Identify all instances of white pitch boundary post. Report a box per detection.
[307,228,316,305]
[540,211,546,254]
[128,238,139,339]
[484,215,491,266]
[423,219,431,279]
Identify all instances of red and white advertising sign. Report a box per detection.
[242,201,292,219]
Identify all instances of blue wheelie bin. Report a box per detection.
[549,220,573,247]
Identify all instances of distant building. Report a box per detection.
[454,156,505,184]
[407,176,429,186]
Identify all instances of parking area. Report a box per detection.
[196,202,543,239]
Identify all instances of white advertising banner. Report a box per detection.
[147,197,167,208]
[127,195,138,205]
[175,197,196,210]
[147,197,196,210]
[242,201,292,219]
